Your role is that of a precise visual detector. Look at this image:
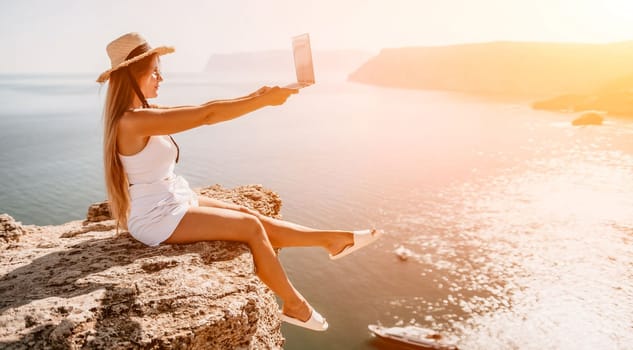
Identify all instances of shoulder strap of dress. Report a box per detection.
[168,135,180,163]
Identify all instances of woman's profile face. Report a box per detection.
[139,56,163,99]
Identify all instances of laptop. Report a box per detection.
[284,33,315,89]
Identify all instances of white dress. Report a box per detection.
[118,135,199,246]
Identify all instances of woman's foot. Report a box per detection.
[329,229,382,260]
[326,231,355,257]
[280,300,328,331]
[281,299,311,322]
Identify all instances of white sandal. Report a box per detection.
[329,229,382,260]
[279,308,329,331]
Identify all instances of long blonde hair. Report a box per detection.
[102,54,157,232]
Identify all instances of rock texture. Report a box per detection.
[0,184,285,350]
[1,214,27,245]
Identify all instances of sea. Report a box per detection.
[1,71,632,350]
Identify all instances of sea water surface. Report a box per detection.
[0,72,632,349]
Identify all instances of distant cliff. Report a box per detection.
[0,184,284,350]
[348,41,633,100]
[204,49,374,82]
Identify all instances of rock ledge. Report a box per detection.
[0,184,284,350]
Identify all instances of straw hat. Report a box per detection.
[96,32,174,83]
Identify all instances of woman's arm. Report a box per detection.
[120,86,296,136]
[150,87,270,109]
[202,87,270,106]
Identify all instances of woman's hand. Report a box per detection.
[256,86,298,106]
[247,86,271,98]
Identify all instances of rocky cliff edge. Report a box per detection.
[0,184,285,350]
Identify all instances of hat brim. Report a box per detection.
[96,46,175,83]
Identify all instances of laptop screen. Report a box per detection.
[292,33,315,84]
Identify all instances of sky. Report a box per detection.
[1,0,633,73]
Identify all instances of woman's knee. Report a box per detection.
[240,214,269,246]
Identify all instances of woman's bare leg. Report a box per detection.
[197,196,354,255]
[164,206,312,321]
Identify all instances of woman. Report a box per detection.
[97,32,381,331]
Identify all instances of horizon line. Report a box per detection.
[3,38,632,75]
